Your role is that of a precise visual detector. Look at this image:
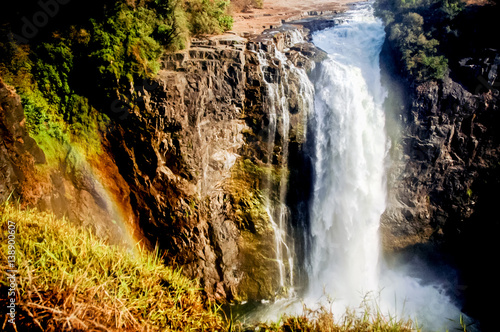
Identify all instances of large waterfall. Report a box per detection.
[248,3,465,331]
[304,3,462,331]
[306,2,387,305]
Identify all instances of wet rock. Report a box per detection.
[106,30,319,301]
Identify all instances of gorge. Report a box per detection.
[1,0,499,330]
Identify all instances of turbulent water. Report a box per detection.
[305,3,463,331]
[248,3,466,331]
[306,2,387,305]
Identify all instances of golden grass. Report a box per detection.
[0,202,224,331]
[228,301,420,332]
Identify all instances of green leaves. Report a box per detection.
[185,0,234,35]
[377,0,450,82]
[1,0,234,168]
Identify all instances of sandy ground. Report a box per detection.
[230,0,360,35]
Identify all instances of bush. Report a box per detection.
[0,0,234,168]
[185,0,233,35]
[375,0,464,81]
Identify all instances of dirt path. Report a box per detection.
[230,0,360,35]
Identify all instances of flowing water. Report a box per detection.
[245,3,466,331]
[306,3,463,330]
[306,2,387,305]
[257,43,315,296]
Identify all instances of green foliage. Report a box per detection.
[0,203,225,331]
[226,158,283,231]
[387,12,448,81]
[375,0,464,81]
[33,41,73,112]
[185,0,234,35]
[89,4,169,92]
[0,0,233,167]
[441,0,465,19]
[227,158,269,231]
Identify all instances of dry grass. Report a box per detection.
[229,301,420,332]
[0,202,224,331]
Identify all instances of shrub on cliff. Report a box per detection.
[386,11,448,81]
[375,0,465,81]
[0,202,224,331]
[186,0,234,34]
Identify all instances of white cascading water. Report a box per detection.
[257,41,314,296]
[306,1,387,305]
[247,4,465,331]
[304,2,463,331]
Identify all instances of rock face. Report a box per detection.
[0,78,46,203]
[380,44,500,328]
[102,29,320,301]
[0,27,321,301]
[0,78,137,247]
[381,48,500,251]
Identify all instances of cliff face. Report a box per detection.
[381,48,500,250]
[105,30,322,301]
[0,79,46,203]
[380,43,500,327]
[106,36,251,301]
[0,77,139,246]
[0,29,323,303]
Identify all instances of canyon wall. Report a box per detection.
[0,27,323,301]
[380,41,500,327]
[381,48,500,250]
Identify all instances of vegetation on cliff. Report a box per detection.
[376,0,500,83]
[0,0,233,165]
[375,0,464,81]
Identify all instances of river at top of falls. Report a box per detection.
[243,2,468,331]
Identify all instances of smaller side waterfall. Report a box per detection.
[256,32,315,297]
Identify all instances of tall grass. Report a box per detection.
[0,203,224,331]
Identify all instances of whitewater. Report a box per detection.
[304,2,462,331]
[249,2,465,331]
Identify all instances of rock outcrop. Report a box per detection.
[0,25,323,302]
[0,78,46,203]
[0,77,137,247]
[381,47,500,251]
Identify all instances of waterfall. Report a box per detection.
[247,5,464,331]
[304,2,463,330]
[306,1,387,306]
[256,36,315,297]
